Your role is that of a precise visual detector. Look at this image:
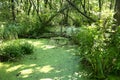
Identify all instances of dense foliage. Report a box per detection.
[0,0,116,39]
[0,40,34,62]
[0,0,120,79]
[72,24,120,79]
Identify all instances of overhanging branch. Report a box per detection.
[66,0,96,22]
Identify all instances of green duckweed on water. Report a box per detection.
[0,39,89,80]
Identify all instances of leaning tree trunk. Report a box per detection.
[114,0,120,26]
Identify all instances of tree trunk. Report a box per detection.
[11,0,16,21]
[114,0,120,25]
[110,0,114,10]
[98,0,102,19]
[28,0,32,15]
[37,0,39,13]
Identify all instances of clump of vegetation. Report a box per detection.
[0,24,19,40]
[72,23,120,79]
[0,0,120,79]
[17,15,42,38]
[0,40,34,62]
[20,41,34,55]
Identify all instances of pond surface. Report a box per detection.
[0,39,89,80]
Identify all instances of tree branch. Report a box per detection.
[30,0,42,23]
[66,0,96,22]
[46,5,69,24]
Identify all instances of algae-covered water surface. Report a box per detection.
[0,39,88,80]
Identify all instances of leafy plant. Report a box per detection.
[0,24,19,40]
[0,40,34,62]
[73,23,120,79]
[20,42,34,55]
[0,40,22,61]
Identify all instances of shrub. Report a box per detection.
[0,40,22,61]
[111,26,120,74]
[17,15,45,38]
[72,26,96,46]
[0,40,34,62]
[0,24,19,40]
[20,42,34,55]
[73,25,120,79]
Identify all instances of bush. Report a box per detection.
[111,26,120,74]
[73,25,120,79]
[72,26,96,46]
[20,42,34,55]
[0,40,22,61]
[17,15,47,38]
[0,24,19,40]
[0,40,34,62]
